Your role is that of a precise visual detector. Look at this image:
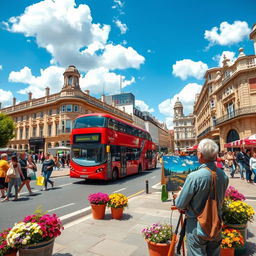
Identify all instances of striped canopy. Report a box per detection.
[224,134,256,148]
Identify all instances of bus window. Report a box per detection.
[74,116,106,128]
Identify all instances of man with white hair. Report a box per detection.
[176,139,229,256]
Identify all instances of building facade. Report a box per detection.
[194,24,256,150]
[0,65,132,153]
[173,98,196,151]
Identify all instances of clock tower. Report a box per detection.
[173,97,183,118]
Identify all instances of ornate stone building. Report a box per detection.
[173,98,196,151]
[194,24,256,150]
[0,65,132,153]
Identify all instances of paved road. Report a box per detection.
[0,166,161,230]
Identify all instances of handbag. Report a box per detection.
[7,166,16,178]
[30,172,37,181]
[27,168,35,177]
[191,167,222,241]
[36,176,45,186]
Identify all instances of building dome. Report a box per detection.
[174,97,183,109]
[64,65,79,74]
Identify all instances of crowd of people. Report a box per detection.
[216,148,256,183]
[31,152,70,167]
[0,152,61,202]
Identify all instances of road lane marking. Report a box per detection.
[57,183,73,188]
[127,190,145,199]
[60,206,91,222]
[48,203,75,212]
[151,176,156,179]
[151,182,161,189]
[112,188,126,193]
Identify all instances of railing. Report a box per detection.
[197,126,212,138]
[222,57,256,84]
[215,105,256,126]
[1,90,133,122]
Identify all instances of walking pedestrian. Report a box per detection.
[250,151,256,184]
[226,151,236,178]
[244,149,252,183]
[0,153,9,198]
[41,153,55,191]
[236,148,245,180]
[175,139,229,256]
[2,156,24,202]
[18,152,34,195]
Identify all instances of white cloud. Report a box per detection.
[114,20,128,34]
[113,0,124,8]
[158,83,202,129]
[0,65,2,71]
[5,0,143,72]
[9,66,65,97]
[204,21,250,47]
[172,59,208,80]
[102,44,145,70]
[80,67,135,95]
[135,100,154,113]
[213,51,237,67]
[0,89,13,107]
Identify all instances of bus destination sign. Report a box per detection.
[74,134,100,143]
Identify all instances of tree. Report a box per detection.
[0,113,15,148]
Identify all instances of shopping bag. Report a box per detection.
[36,176,45,186]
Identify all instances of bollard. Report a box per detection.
[146,180,149,194]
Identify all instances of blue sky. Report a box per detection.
[0,0,256,128]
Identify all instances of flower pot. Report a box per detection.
[224,223,247,256]
[221,247,235,256]
[91,204,106,220]
[4,250,17,256]
[111,207,124,219]
[18,238,55,256]
[146,239,171,256]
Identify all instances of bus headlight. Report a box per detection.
[96,168,103,173]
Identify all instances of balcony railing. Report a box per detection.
[215,105,256,126]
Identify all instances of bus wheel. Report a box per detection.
[112,168,118,180]
[138,164,142,174]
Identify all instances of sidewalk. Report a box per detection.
[52,174,256,256]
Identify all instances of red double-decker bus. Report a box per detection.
[70,113,157,180]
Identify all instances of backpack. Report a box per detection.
[191,167,222,241]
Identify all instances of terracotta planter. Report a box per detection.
[91,204,107,220]
[224,223,247,256]
[146,239,171,256]
[4,250,17,256]
[18,238,55,256]
[111,207,124,219]
[220,247,235,256]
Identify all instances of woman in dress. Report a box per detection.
[42,154,55,191]
[18,152,34,195]
[2,156,24,202]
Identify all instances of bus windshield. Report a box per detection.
[71,144,106,166]
[73,116,106,129]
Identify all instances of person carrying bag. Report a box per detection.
[175,139,229,256]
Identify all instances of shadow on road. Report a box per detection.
[248,229,255,239]
[72,169,158,186]
[246,242,256,256]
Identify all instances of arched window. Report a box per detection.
[48,143,52,148]
[25,144,28,150]
[19,145,23,150]
[226,129,239,143]
[68,76,73,86]
[55,142,59,147]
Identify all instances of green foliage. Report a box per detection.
[0,113,15,148]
